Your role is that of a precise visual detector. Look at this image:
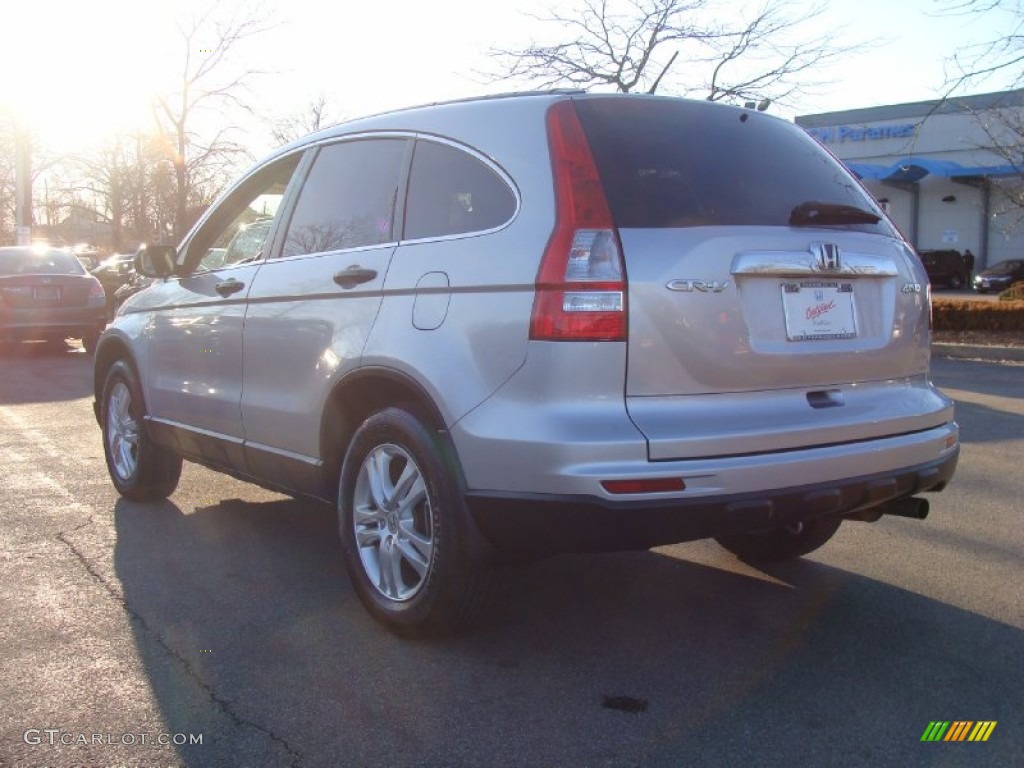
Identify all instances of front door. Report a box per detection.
[142,154,304,465]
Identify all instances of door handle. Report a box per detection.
[333,265,378,289]
[215,278,246,297]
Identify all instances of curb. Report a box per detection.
[932,343,1024,362]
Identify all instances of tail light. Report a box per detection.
[530,100,627,342]
[89,278,106,301]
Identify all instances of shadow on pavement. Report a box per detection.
[113,494,1023,767]
[932,357,1024,399]
[0,341,93,405]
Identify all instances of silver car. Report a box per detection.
[93,92,959,634]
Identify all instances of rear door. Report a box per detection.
[573,97,949,460]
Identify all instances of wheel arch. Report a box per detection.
[319,366,451,499]
[93,335,139,415]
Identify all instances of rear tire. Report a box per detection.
[949,274,964,289]
[715,515,843,563]
[100,360,182,501]
[338,407,490,636]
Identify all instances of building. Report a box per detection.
[33,205,114,251]
[797,89,1024,271]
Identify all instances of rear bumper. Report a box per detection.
[1,306,105,340]
[465,448,959,557]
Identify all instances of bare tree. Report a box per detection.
[0,112,76,244]
[930,2,1024,224]
[153,2,274,240]
[72,137,133,251]
[70,132,183,250]
[489,0,862,105]
[270,94,342,145]
[0,112,15,242]
[940,0,1024,92]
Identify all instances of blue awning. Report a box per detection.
[845,157,1019,182]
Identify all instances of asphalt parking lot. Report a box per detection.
[0,343,1021,767]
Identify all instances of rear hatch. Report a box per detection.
[573,96,949,460]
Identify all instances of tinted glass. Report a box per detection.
[574,97,893,234]
[404,140,516,240]
[0,249,85,276]
[282,139,406,258]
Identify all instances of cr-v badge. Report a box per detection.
[666,279,729,293]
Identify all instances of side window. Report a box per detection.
[403,140,516,240]
[189,155,301,273]
[281,138,406,258]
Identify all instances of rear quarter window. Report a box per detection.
[403,140,516,240]
[573,96,893,235]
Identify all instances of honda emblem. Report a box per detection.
[812,242,841,272]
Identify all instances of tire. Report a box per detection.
[715,515,843,563]
[338,407,490,635]
[949,274,964,289]
[100,360,182,501]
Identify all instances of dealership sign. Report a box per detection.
[806,123,918,144]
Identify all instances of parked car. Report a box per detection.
[973,259,1024,293]
[111,270,154,316]
[919,249,968,289]
[0,245,106,351]
[91,253,138,319]
[93,92,959,635]
[71,243,104,270]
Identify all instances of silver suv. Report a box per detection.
[93,92,959,634]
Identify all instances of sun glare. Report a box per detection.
[1,1,175,151]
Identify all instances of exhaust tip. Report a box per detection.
[882,497,930,520]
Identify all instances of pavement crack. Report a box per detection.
[56,520,304,768]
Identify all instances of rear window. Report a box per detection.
[573,97,893,234]
[0,249,85,276]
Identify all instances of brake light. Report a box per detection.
[530,100,627,341]
[89,278,106,300]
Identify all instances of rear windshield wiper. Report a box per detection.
[789,201,881,226]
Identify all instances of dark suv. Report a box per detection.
[94,92,959,634]
[919,249,968,289]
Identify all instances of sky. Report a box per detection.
[1,0,1018,159]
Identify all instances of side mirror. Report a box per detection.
[135,245,177,278]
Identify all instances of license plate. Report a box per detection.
[33,286,61,300]
[781,282,857,340]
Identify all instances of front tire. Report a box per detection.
[338,407,490,635]
[715,515,843,563]
[101,360,182,501]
